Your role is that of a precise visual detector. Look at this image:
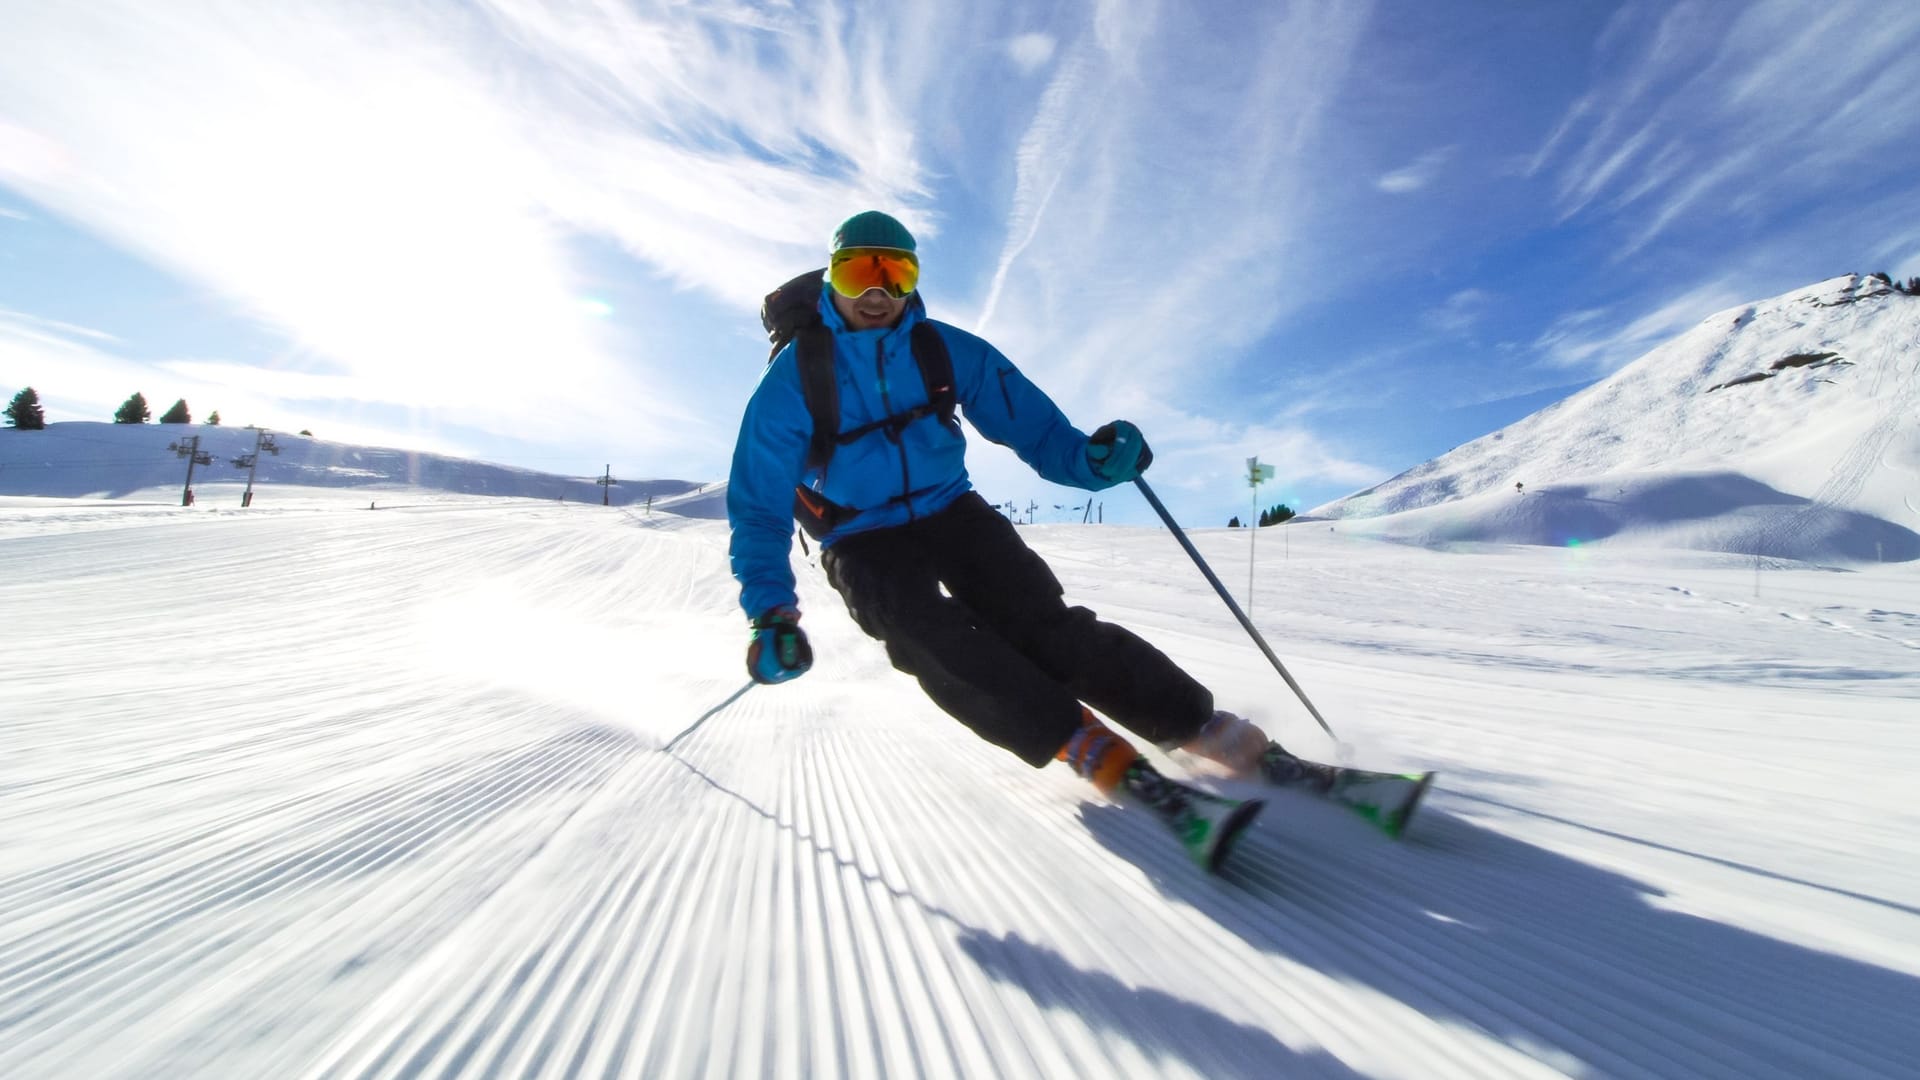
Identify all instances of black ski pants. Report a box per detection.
[821,491,1213,767]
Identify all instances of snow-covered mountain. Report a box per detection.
[1309,274,1920,564]
[0,421,725,516]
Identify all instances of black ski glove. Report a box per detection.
[747,606,813,684]
[1087,420,1153,482]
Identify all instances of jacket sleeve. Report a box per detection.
[939,324,1112,491]
[727,348,812,618]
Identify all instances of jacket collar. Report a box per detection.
[817,286,927,341]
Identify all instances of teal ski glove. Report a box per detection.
[747,606,813,684]
[1087,421,1153,483]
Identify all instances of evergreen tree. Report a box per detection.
[114,392,151,424]
[205,410,221,425]
[1258,503,1294,527]
[1228,516,1242,528]
[5,386,46,429]
[158,398,192,424]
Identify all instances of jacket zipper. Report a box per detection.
[877,339,916,522]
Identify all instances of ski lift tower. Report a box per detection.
[168,435,214,506]
[229,427,280,507]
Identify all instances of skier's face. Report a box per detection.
[832,286,906,331]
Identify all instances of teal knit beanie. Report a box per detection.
[831,210,916,253]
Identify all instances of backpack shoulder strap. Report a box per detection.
[794,325,839,469]
[762,268,840,469]
[909,321,956,425]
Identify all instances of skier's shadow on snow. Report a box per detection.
[664,751,1354,1078]
[1078,787,1920,1077]
[955,930,1365,1080]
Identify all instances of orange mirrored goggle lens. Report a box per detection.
[828,248,919,299]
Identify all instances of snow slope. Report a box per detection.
[0,422,719,513]
[4,486,1918,1077]
[1311,275,1920,564]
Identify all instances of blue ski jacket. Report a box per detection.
[728,288,1116,618]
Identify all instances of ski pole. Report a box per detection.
[1133,477,1340,741]
[664,680,756,752]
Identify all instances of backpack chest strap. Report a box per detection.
[795,321,954,468]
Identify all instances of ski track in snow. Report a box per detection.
[4,498,1919,1078]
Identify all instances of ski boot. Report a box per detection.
[1262,742,1433,838]
[1062,709,1264,872]
[1120,759,1266,872]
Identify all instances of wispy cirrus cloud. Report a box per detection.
[1531,279,1747,373]
[1377,147,1454,194]
[1421,288,1493,337]
[0,308,469,455]
[1006,33,1059,75]
[962,1,1378,502]
[1529,0,1920,253]
[0,312,139,416]
[0,308,120,345]
[1870,225,1920,279]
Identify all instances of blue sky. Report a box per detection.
[4,1,1919,527]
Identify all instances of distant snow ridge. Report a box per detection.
[1310,274,1920,564]
[0,422,721,514]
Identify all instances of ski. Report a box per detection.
[1261,750,1434,839]
[1323,768,1433,838]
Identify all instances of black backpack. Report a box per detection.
[760,269,958,538]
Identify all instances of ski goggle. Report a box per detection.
[828,247,919,299]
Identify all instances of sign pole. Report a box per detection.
[1246,456,1274,616]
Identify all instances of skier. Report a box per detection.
[726,211,1342,865]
